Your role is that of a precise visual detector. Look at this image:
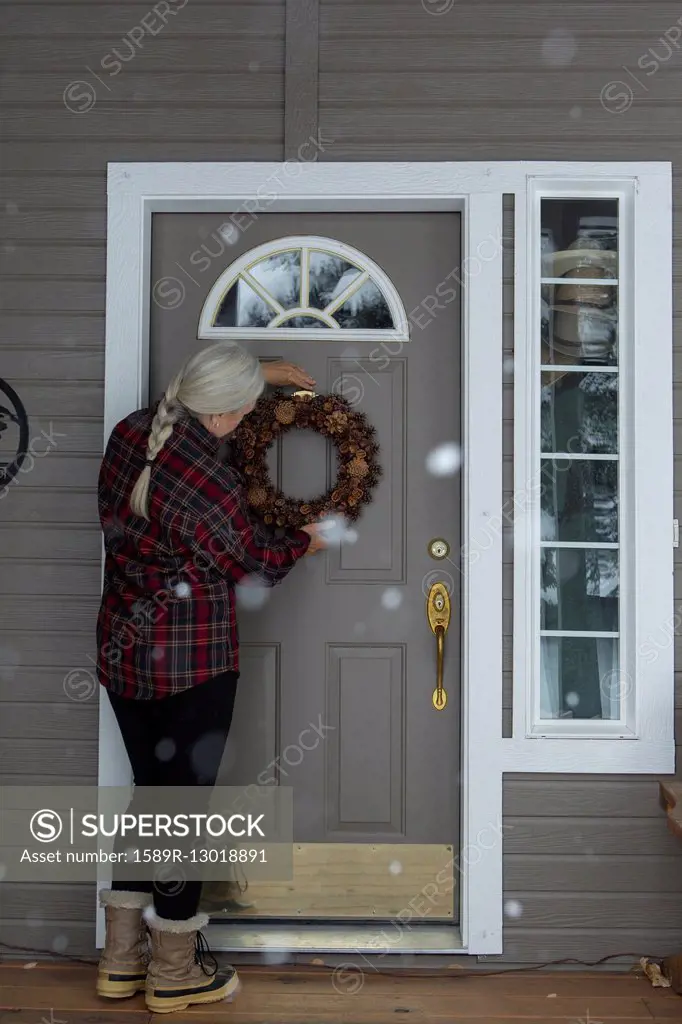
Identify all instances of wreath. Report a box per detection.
[231,391,382,529]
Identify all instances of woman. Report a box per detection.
[95,342,326,1014]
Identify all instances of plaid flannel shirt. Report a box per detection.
[96,407,310,699]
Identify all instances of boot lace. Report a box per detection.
[194,931,218,977]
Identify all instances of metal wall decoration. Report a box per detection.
[0,377,29,490]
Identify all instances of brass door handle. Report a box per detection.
[427,582,451,711]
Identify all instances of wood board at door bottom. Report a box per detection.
[200,844,455,919]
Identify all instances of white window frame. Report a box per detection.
[510,169,674,766]
[101,160,672,958]
[198,234,410,342]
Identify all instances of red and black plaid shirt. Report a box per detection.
[96,407,310,699]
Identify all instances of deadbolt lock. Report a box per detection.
[428,538,450,561]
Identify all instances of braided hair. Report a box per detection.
[129,342,263,520]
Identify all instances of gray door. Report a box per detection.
[150,213,461,920]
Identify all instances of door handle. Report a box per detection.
[427,582,451,711]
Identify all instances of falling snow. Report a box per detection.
[155,738,176,762]
[541,29,577,66]
[235,580,270,610]
[174,582,191,599]
[565,692,580,708]
[353,622,367,636]
[426,442,461,478]
[381,588,403,611]
[388,860,403,876]
[261,950,290,965]
[51,935,69,953]
[218,222,240,246]
[191,731,229,780]
[151,647,165,662]
[344,528,359,545]
[504,899,523,919]
[319,516,347,545]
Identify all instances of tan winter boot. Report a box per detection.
[144,908,240,1014]
[96,889,151,998]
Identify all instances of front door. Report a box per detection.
[150,212,461,923]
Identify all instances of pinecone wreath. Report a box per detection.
[231,390,382,529]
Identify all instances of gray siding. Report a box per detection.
[1,0,681,964]
[0,0,287,956]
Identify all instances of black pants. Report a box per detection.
[107,671,238,920]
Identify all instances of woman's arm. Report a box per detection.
[191,470,311,586]
[260,361,316,389]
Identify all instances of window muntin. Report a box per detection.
[198,236,409,341]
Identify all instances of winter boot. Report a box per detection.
[96,889,151,998]
[144,908,240,1014]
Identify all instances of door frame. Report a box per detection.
[100,160,508,956]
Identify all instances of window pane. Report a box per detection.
[309,251,362,310]
[541,198,619,264]
[544,304,617,366]
[214,280,275,327]
[249,251,301,309]
[541,371,618,454]
[541,458,618,543]
[541,636,619,720]
[541,548,619,632]
[333,280,394,329]
[541,198,618,368]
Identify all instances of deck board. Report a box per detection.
[1,963,681,1023]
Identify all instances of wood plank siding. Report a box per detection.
[0,0,288,959]
[1,0,682,967]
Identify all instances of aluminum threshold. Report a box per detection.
[205,921,464,955]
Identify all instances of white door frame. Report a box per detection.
[101,160,668,956]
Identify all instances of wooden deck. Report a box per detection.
[1,963,682,1023]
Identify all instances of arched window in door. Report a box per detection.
[197,236,409,342]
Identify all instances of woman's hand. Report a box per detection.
[261,361,316,389]
[301,522,329,555]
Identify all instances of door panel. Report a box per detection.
[150,212,461,920]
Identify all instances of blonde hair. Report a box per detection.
[130,342,264,520]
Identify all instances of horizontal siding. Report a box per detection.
[0,739,98,776]
[1,666,100,703]
[506,855,682,892]
[0,39,284,71]
[0,109,284,142]
[0,524,100,560]
[504,818,682,857]
[504,779,670,817]
[1,4,284,34]
[1,73,284,107]
[1,563,100,596]
[497,929,682,962]
[320,2,682,35]
[0,0,288,956]
[0,140,283,173]
[0,702,98,740]
[0,315,104,347]
[0,596,105,630]
[321,70,682,106]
